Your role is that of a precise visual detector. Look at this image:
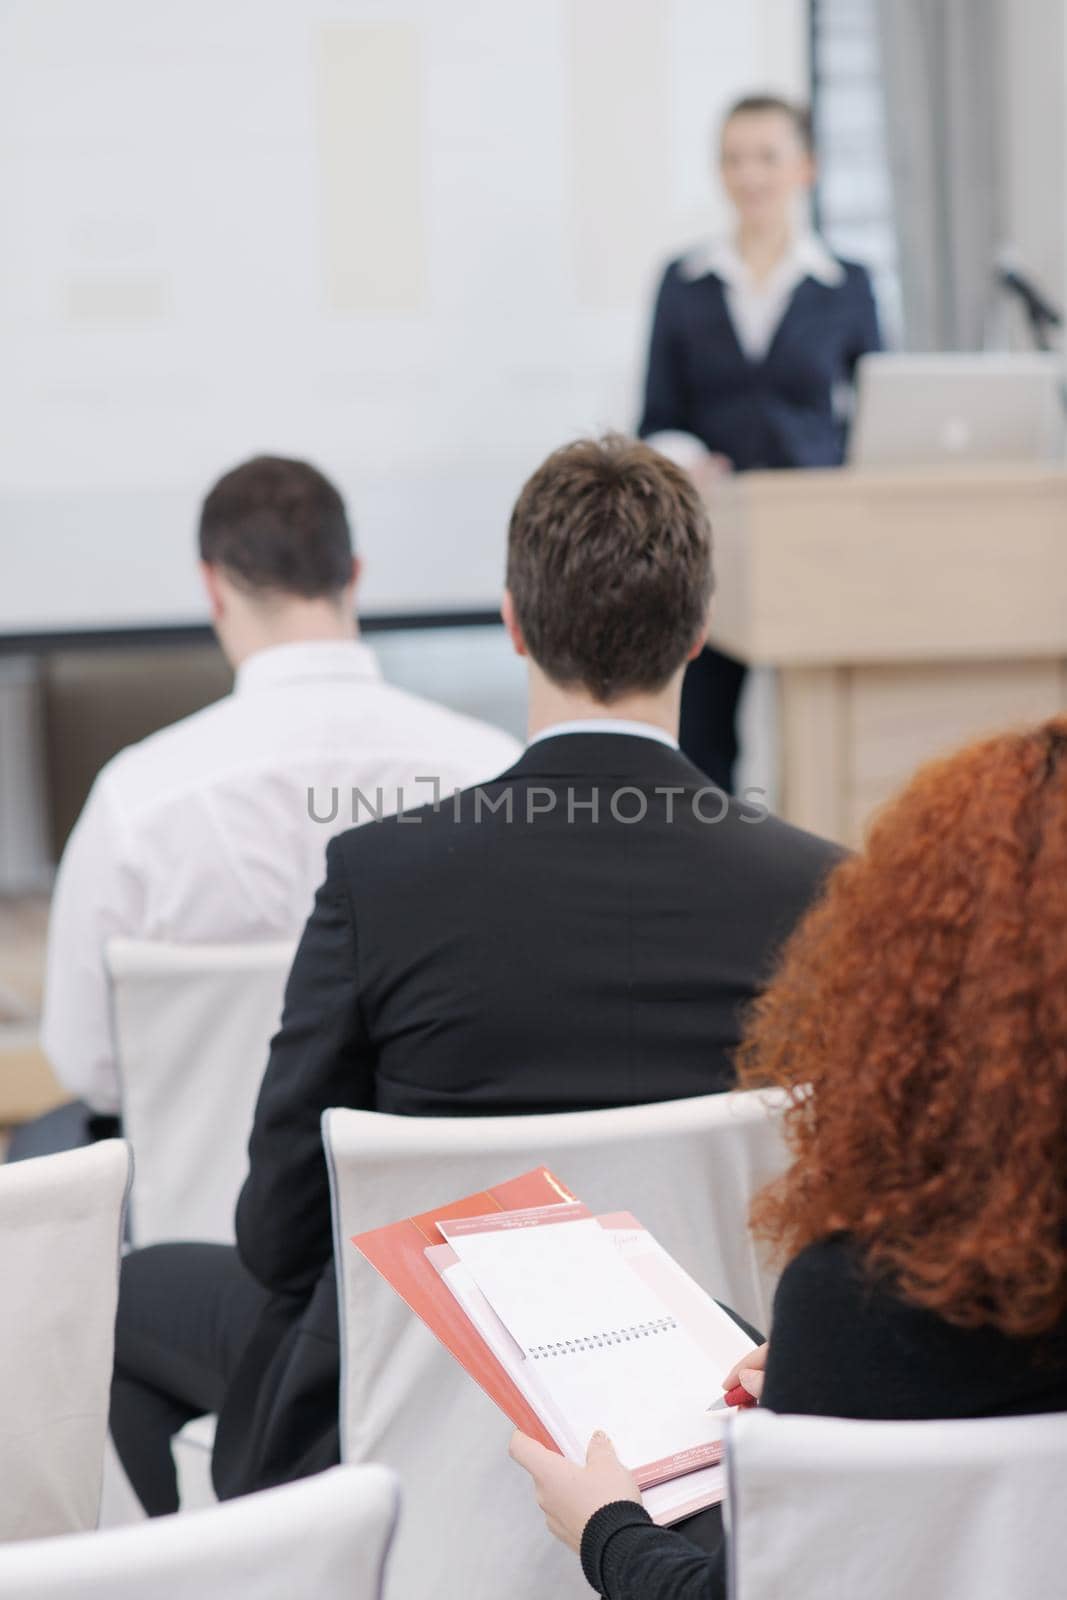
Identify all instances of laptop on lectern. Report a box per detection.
[849,352,1065,466]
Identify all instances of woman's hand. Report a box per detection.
[509,1429,642,1552]
[723,1341,769,1402]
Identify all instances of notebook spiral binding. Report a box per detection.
[528,1316,677,1358]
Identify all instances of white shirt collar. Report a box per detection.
[234,638,382,695]
[527,718,679,751]
[680,230,845,289]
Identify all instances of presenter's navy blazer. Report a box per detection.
[639,247,882,470]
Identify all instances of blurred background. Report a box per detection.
[2,0,1065,1114]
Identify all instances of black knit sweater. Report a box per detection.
[580,1235,1067,1599]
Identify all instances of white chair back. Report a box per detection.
[0,1141,132,1540]
[0,1464,399,1599]
[323,1090,789,1600]
[726,1407,1067,1600]
[106,939,295,1246]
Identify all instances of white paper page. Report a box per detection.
[440,1217,728,1475]
[440,1216,678,1352]
[438,1260,584,1459]
[521,1322,724,1473]
[643,1462,726,1524]
[608,1226,755,1379]
[439,1258,728,1522]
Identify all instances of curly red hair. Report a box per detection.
[739,717,1067,1337]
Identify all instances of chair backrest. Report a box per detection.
[726,1407,1067,1600]
[106,939,295,1247]
[0,1141,132,1540]
[323,1090,789,1600]
[0,1464,399,1599]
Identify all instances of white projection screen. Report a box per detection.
[0,0,805,635]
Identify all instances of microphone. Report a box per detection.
[995,251,1063,349]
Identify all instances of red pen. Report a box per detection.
[707,1383,758,1412]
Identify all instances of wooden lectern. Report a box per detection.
[708,463,1067,846]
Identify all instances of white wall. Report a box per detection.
[1,0,805,631]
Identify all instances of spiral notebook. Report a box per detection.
[351,1169,755,1525]
[434,1201,752,1502]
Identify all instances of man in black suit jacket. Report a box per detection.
[110,435,841,1514]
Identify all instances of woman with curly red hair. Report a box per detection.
[512,718,1067,1599]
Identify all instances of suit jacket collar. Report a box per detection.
[501,732,712,786]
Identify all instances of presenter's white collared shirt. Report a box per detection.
[692,231,845,361]
[648,230,845,471]
[41,639,520,1112]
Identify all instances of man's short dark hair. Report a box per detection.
[723,94,814,155]
[506,435,713,703]
[199,455,354,600]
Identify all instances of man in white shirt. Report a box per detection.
[24,455,518,1151]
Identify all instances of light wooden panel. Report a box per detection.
[708,465,1067,665]
[776,657,1067,848]
[779,666,849,840]
[846,658,1066,840]
[0,1034,67,1126]
[316,23,426,312]
[0,893,64,1128]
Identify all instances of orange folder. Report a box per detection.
[351,1167,579,1450]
